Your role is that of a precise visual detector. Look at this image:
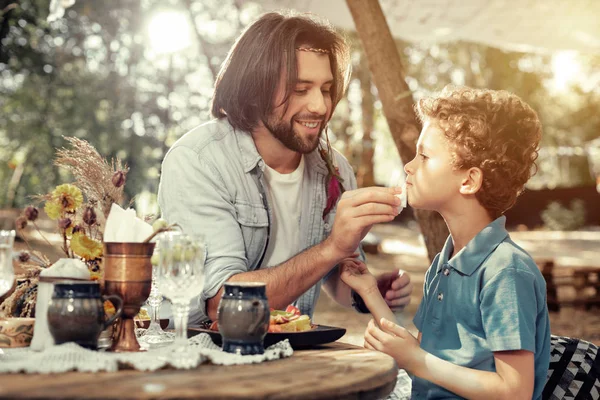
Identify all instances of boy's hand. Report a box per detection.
[364,318,422,372]
[340,258,378,296]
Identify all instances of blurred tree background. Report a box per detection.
[1,0,599,217]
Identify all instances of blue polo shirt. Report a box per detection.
[412,216,551,399]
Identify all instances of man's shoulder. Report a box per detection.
[168,119,235,156]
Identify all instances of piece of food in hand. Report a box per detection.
[152,218,169,232]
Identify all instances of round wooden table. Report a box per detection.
[0,342,399,399]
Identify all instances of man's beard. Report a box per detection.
[264,114,325,154]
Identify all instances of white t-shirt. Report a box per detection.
[261,156,305,268]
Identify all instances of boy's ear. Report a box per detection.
[459,167,483,195]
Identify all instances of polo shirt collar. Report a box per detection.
[436,216,509,276]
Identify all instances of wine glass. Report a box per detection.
[0,230,16,297]
[136,238,176,348]
[154,232,205,366]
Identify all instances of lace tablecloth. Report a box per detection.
[387,370,412,400]
[0,333,293,374]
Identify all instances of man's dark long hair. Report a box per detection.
[211,12,350,132]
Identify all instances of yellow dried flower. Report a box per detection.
[70,232,103,261]
[52,184,83,213]
[44,200,62,220]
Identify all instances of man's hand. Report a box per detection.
[339,258,378,297]
[364,318,422,372]
[377,269,412,309]
[326,187,402,259]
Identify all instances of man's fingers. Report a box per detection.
[379,269,400,284]
[386,296,411,308]
[346,215,396,232]
[349,203,399,218]
[341,186,402,199]
[385,282,413,301]
[390,271,411,290]
[340,187,402,208]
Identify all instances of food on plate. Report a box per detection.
[209,305,314,333]
[268,305,312,332]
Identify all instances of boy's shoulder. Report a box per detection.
[482,236,541,279]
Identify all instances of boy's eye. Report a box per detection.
[419,153,428,160]
[294,89,307,95]
[321,88,331,94]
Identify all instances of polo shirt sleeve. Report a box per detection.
[480,266,538,352]
[413,263,435,332]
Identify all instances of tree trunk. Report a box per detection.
[346,0,449,261]
[357,52,376,188]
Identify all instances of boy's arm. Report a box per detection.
[337,260,398,325]
[413,349,534,399]
[372,319,533,399]
[359,286,398,326]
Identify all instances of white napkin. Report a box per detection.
[103,204,153,243]
[31,258,91,352]
[395,182,408,211]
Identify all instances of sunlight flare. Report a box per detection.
[147,11,191,54]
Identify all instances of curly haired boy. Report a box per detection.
[340,86,551,399]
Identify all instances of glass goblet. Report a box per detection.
[0,230,16,297]
[155,232,205,367]
[136,259,175,348]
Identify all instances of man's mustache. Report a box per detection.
[294,113,326,122]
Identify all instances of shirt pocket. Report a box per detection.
[234,202,269,268]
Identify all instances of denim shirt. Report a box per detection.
[158,118,360,325]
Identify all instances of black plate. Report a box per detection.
[188,325,346,349]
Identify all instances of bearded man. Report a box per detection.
[158,12,412,326]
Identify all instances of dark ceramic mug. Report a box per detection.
[217,282,270,355]
[47,281,123,349]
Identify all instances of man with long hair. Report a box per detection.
[158,12,412,325]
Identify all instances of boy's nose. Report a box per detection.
[404,159,415,175]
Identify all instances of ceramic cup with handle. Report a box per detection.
[217,282,270,355]
[47,280,123,349]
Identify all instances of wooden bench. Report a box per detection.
[535,258,600,311]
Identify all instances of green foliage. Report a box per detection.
[0,0,598,213]
[541,200,587,231]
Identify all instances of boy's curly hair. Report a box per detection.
[416,86,542,219]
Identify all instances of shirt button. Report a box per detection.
[324,223,330,230]
[437,292,444,301]
[443,268,450,276]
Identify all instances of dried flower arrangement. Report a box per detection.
[0,137,129,318]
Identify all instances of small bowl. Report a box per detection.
[0,317,35,348]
